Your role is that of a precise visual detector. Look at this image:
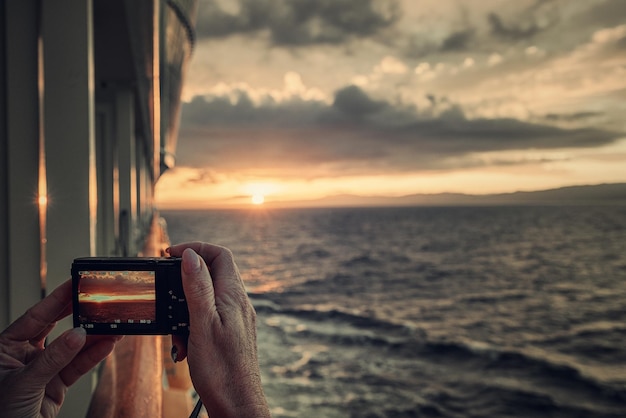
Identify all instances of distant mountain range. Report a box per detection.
[268,183,626,208]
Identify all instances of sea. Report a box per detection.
[162,205,626,418]
[78,300,155,324]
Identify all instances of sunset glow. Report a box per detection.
[79,293,155,303]
[154,1,626,209]
[251,194,265,205]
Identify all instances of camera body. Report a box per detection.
[72,257,189,335]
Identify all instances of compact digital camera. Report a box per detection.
[72,257,189,335]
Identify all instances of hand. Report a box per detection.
[0,280,121,418]
[168,242,270,418]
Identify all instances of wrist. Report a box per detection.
[199,375,270,418]
[188,350,271,417]
[202,395,271,418]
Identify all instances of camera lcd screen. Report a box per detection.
[77,269,156,327]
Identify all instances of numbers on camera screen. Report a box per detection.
[104,319,153,329]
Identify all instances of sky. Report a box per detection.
[78,271,155,300]
[155,0,626,209]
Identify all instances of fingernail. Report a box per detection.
[66,327,86,349]
[182,248,201,273]
[165,247,171,254]
[171,345,178,363]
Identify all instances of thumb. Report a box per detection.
[25,327,87,386]
[181,248,218,331]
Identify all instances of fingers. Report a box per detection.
[180,248,218,333]
[2,279,73,342]
[168,241,225,264]
[42,335,120,410]
[23,332,120,394]
[169,243,229,362]
[168,247,216,364]
[168,242,238,276]
[171,335,188,362]
[167,242,250,363]
[58,335,120,387]
[23,327,87,387]
[168,242,246,297]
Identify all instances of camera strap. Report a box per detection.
[189,398,203,418]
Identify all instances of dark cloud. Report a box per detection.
[487,0,560,42]
[506,1,626,55]
[573,0,626,31]
[332,85,388,118]
[175,85,622,175]
[181,92,327,127]
[440,29,475,52]
[535,111,609,130]
[543,111,604,122]
[405,28,477,57]
[403,0,568,58]
[185,169,220,185]
[193,0,269,38]
[487,13,542,41]
[195,0,401,46]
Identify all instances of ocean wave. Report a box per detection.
[424,383,626,418]
[283,244,332,262]
[251,296,416,336]
[167,206,626,417]
[251,295,626,415]
[341,254,384,268]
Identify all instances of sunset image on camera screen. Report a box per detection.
[77,270,156,324]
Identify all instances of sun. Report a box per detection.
[251,194,265,205]
[244,182,281,206]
